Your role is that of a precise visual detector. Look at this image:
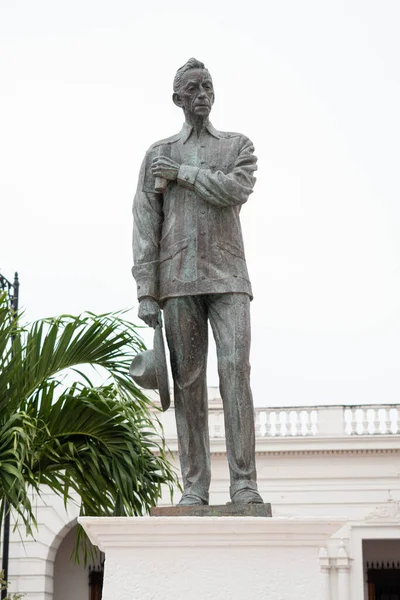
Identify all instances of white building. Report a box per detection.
[2,389,400,600]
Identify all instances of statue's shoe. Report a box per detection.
[177,494,208,506]
[231,488,264,504]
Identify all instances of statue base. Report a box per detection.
[80,516,345,600]
[151,502,272,517]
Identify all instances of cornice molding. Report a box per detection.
[79,516,345,550]
[162,436,400,457]
[255,448,400,457]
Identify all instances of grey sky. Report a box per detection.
[1,0,399,406]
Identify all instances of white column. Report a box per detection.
[336,540,350,600]
[319,546,331,600]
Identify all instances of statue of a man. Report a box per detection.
[132,58,263,506]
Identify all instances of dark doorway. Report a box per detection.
[88,551,105,600]
[367,563,400,600]
[89,567,104,600]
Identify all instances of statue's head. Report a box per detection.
[173,58,214,119]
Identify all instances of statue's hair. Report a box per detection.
[173,58,211,93]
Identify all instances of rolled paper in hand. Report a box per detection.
[154,143,171,194]
[154,176,168,193]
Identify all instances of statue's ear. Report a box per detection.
[173,93,183,108]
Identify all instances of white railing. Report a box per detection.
[155,394,400,440]
[206,405,400,439]
[343,406,399,435]
[254,409,318,437]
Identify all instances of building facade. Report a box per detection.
[2,390,400,600]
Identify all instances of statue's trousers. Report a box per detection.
[163,292,258,502]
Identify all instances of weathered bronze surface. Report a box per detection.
[132,58,264,506]
[151,504,272,517]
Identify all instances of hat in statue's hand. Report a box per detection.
[129,324,170,411]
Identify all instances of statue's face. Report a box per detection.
[174,69,214,118]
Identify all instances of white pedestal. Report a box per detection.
[79,516,345,600]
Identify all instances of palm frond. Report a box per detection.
[0,293,178,536]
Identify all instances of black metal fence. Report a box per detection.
[0,272,19,600]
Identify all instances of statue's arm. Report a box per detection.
[132,156,163,323]
[177,136,257,208]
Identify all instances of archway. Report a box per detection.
[53,525,103,600]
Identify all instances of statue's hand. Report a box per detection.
[138,297,159,329]
[151,156,179,181]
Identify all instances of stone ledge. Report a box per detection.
[150,503,272,517]
[79,516,345,550]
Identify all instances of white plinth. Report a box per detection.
[79,516,345,600]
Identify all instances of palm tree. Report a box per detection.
[0,291,177,540]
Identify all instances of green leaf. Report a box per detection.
[0,293,179,557]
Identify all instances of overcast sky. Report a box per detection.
[1,0,399,407]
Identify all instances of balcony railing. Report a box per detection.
[152,389,400,441]
[209,405,400,439]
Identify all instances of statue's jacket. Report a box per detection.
[132,121,257,304]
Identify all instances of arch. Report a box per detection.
[8,490,81,599]
[45,515,78,564]
[53,524,102,600]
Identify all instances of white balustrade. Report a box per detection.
[155,396,400,440]
[251,405,399,439]
[254,408,319,437]
[344,406,399,436]
[252,405,398,439]
[209,409,225,438]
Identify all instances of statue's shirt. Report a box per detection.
[132,122,257,303]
